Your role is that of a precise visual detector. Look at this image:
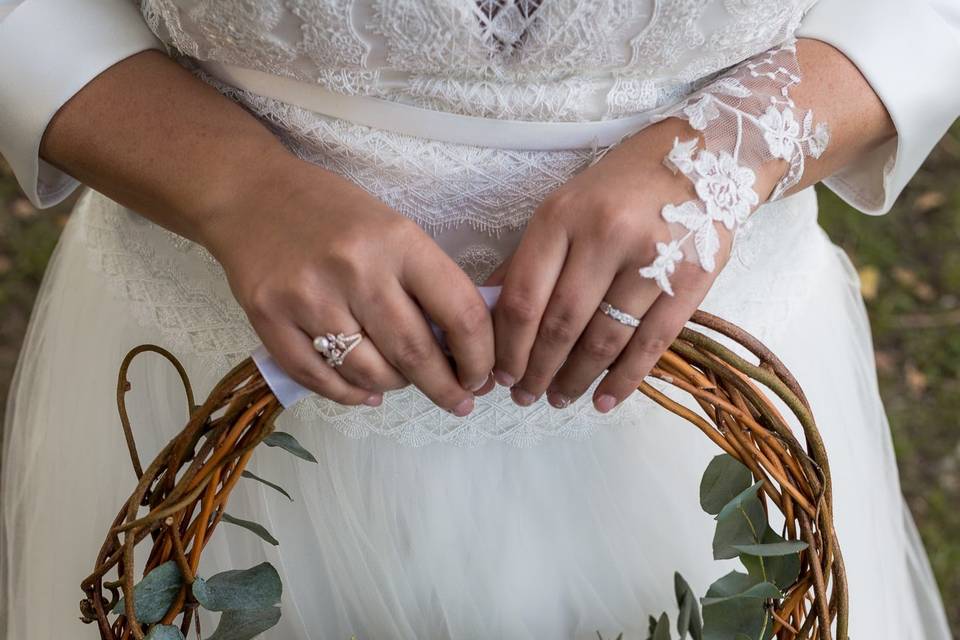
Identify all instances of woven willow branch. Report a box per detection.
[79,311,848,640]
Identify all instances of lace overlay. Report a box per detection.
[78,0,831,446]
[139,0,817,121]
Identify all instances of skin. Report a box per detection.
[489,38,896,413]
[39,39,894,416]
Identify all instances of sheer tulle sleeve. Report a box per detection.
[0,0,162,208]
[798,0,960,214]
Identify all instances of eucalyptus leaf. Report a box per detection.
[702,598,773,640]
[739,528,803,589]
[699,454,752,515]
[193,562,282,612]
[146,625,186,640]
[241,470,293,502]
[205,606,282,640]
[647,615,659,640]
[652,613,672,640]
[112,561,183,624]
[701,571,777,640]
[220,513,280,546]
[731,540,807,557]
[262,432,317,463]
[674,572,703,640]
[712,482,766,560]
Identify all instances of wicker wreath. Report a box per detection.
[79,310,848,640]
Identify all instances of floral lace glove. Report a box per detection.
[639,39,830,295]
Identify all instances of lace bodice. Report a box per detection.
[74,0,833,447]
[140,0,815,122]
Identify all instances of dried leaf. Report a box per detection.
[858,265,880,301]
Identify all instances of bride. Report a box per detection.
[1,0,957,638]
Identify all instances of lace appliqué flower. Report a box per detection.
[638,40,830,296]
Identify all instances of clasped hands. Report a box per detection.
[207,120,774,419]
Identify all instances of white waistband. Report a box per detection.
[201,61,664,151]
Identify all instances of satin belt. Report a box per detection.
[201,60,665,151]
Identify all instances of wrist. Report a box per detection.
[192,147,313,262]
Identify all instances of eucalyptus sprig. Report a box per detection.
[83,311,846,639]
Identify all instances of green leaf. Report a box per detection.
[739,528,803,589]
[193,563,282,612]
[699,455,752,515]
[263,432,317,463]
[731,540,808,557]
[674,572,703,640]
[647,615,659,640]
[146,625,186,640]
[240,470,293,502]
[112,561,183,624]
[220,513,279,546]
[205,606,282,640]
[652,613,672,640]
[712,482,766,560]
[701,582,780,606]
[702,572,776,640]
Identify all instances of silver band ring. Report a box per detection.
[598,301,641,328]
[313,331,364,368]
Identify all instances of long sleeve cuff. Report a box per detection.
[0,0,162,208]
[798,0,960,215]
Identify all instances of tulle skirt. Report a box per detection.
[1,190,951,639]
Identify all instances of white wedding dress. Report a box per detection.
[1,1,959,638]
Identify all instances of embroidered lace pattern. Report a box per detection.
[639,40,829,295]
[139,0,817,122]
[75,0,830,446]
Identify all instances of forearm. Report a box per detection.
[784,37,896,195]
[38,49,297,247]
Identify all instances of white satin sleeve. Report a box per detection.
[798,0,960,214]
[0,0,162,208]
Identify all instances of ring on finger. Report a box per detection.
[313,331,364,368]
[598,301,641,328]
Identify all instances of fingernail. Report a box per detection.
[493,369,515,387]
[465,377,487,392]
[595,394,617,414]
[547,390,571,409]
[452,397,474,417]
[511,387,537,407]
[363,393,383,407]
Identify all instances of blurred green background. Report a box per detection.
[1,125,958,633]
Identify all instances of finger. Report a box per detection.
[297,307,407,393]
[483,255,512,286]
[404,247,494,393]
[594,265,714,412]
[547,270,661,407]
[254,317,378,406]
[474,372,496,397]
[354,280,476,416]
[492,214,568,387]
[511,241,620,405]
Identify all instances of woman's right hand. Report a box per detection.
[199,155,494,416]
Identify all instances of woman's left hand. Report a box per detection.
[489,119,777,413]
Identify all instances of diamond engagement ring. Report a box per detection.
[598,301,641,328]
[313,332,363,367]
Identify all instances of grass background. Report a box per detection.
[1,125,958,633]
